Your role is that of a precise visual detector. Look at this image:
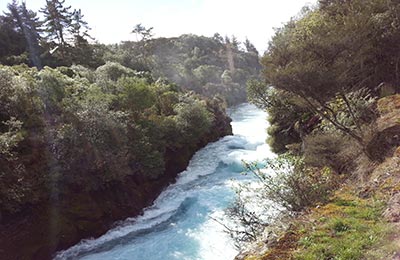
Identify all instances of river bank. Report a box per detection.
[0,103,232,260]
[237,95,400,260]
[54,103,270,260]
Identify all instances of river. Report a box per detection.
[54,103,272,260]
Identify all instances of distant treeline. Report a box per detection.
[107,34,261,105]
[1,0,261,105]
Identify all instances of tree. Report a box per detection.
[19,2,42,68]
[260,1,398,158]
[244,38,258,55]
[230,35,240,50]
[174,98,213,142]
[213,32,224,44]
[224,36,235,72]
[41,0,72,46]
[66,8,97,66]
[5,1,42,68]
[0,14,27,64]
[131,23,153,41]
[116,77,156,113]
[69,9,91,44]
[248,80,309,153]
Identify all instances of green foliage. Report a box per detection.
[116,77,156,112]
[0,0,104,69]
[224,189,268,248]
[193,65,222,85]
[0,11,27,65]
[319,88,377,132]
[96,61,138,83]
[174,97,213,141]
[37,67,68,112]
[225,154,339,247]
[295,195,386,260]
[156,91,179,116]
[0,66,42,213]
[246,154,338,212]
[105,34,261,105]
[41,0,72,45]
[1,2,260,104]
[0,117,23,158]
[248,81,309,154]
[260,0,400,152]
[131,23,153,41]
[0,63,228,215]
[303,132,348,173]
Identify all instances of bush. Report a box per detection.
[247,83,309,154]
[245,153,338,212]
[116,76,156,112]
[174,98,213,142]
[0,63,231,215]
[223,154,339,247]
[303,132,348,173]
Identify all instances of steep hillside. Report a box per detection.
[238,94,400,260]
[0,64,232,260]
[106,34,262,105]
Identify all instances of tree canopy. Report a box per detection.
[250,0,400,154]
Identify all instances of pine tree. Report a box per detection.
[69,9,91,45]
[20,2,43,68]
[5,0,42,68]
[0,14,26,64]
[131,23,153,41]
[213,33,224,44]
[244,38,258,55]
[41,0,72,46]
[68,9,97,67]
[230,35,240,50]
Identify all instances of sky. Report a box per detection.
[0,0,317,52]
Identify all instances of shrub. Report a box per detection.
[303,132,348,173]
[248,83,309,154]
[96,62,137,82]
[224,189,268,248]
[0,63,231,215]
[116,76,156,112]
[224,154,339,248]
[174,98,213,142]
[245,153,338,212]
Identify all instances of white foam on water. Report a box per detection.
[54,103,272,260]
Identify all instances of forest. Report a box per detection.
[3,0,400,259]
[0,0,260,259]
[0,0,260,105]
[0,0,262,213]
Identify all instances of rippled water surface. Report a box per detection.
[55,103,272,260]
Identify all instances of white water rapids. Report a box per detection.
[54,103,273,260]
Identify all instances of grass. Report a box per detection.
[242,188,394,260]
[243,144,400,260]
[294,191,388,260]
